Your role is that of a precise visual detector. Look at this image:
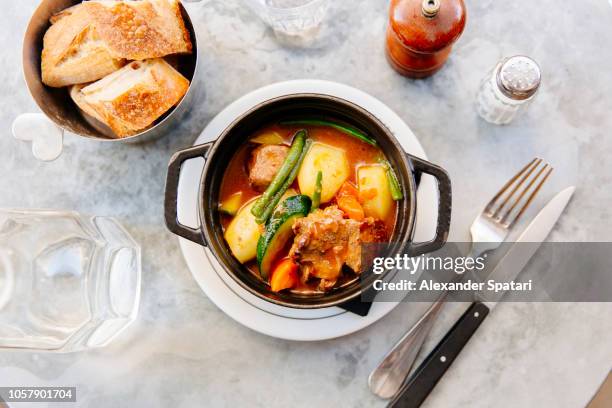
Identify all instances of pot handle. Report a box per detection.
[12,113,64,161]
[164,142,213,246]
[406,154,452,256]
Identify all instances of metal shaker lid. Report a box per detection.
[496,56,541,100]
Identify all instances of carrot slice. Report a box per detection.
[337,195,365,221]
[359,188,378,201]
[337,181,359,198]
[270,258,299,292]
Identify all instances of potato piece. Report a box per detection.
[298,142,350,203]
[224,198,263,263]
[219,192,243,216]
[251,131,284,145]
[358,165,393,220]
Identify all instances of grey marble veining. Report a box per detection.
[1,0,611,407]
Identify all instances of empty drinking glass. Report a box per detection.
[242,0,330,45]
[0,209,141,352]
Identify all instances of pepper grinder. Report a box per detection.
[386,0,467,78]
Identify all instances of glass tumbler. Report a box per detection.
[0,209,141,352]
[242,0,330,45]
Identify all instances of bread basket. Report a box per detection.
[12,0,203,161]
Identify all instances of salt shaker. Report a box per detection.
[476,55,541,125]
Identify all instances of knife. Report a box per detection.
[388,186,576,408]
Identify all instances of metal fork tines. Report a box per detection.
[484,158,553,228]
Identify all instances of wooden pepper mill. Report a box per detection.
[386,0,467,78]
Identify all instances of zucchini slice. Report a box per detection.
[256,195,311,280]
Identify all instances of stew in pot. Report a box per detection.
[218,119,403,294]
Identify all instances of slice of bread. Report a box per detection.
[41,0,192,88]
[84,0,193,60]
[70,58,190,138]
[42,4,126,87]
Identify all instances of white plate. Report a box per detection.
[176,80,437,341]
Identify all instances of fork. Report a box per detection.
[468,157,553,258]
[368,158,553,399]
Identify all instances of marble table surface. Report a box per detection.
[1,0,611,407]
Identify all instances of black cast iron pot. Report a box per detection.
[164,94,451,309]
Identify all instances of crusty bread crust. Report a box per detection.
[84,0,193,60]
[69,83,111,127]
[49,3,82,24]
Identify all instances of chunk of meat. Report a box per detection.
[360,218,389,244]
[289,206,362,290]
[360,218,389,268]
[248,144,289,191]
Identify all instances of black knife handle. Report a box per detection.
[388,302,490,408]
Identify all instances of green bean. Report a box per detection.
[256,139,313,224]
[311,170,323,212]
[280,119,376,146]
[380,159,404,200]
[251,130,306,218]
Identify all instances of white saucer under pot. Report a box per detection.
[174,80,440,341]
